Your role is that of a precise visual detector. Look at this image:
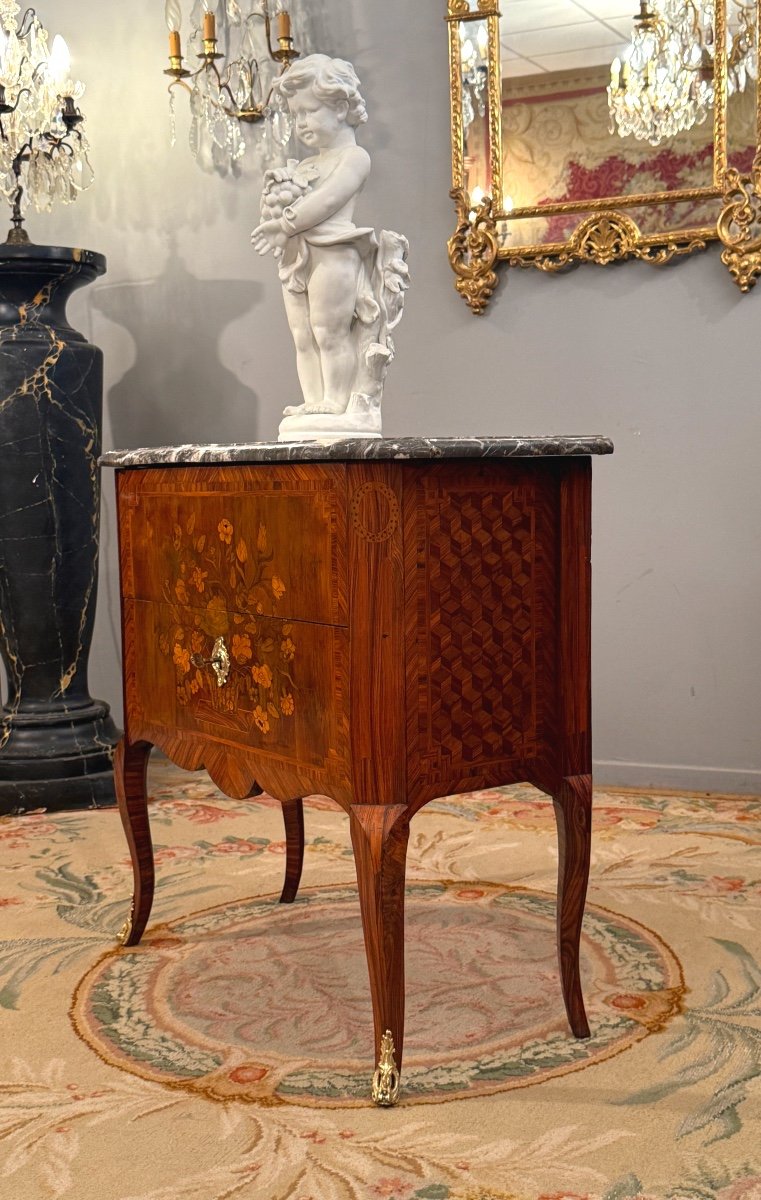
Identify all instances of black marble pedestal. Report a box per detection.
[0,245,119,814]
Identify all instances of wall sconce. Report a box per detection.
[0,9,93,243]
[164,0,304,174]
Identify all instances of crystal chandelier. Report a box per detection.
[460,22,489,132]
[608,1,710,145]
[0,2,93,243]
[725,1,758,95]
[675,0,757,107]
[609,0,758,147]
[164,0,310,175]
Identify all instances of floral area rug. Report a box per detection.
[1,758,760,1200]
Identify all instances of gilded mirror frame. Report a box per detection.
[447,0,761,311]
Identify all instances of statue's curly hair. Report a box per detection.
[274,54,368,127]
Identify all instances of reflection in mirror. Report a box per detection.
[462,19,493,209]
[448,0,761,308]
[461,20,490,131]
[495,0,757,249]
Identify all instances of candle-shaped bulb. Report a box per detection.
[165,0,182,32]
[476,23,488,57]
[48,34,71,90]
[169,29,182,58]
[203,10,216,40]
[278,9,291,40]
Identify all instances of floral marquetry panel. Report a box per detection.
[117,465,348,628]
[125,598,350,796]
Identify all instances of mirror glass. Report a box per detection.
[462,0,758,250]
[461,17,492,204]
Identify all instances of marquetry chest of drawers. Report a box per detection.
[102,436,613,1105]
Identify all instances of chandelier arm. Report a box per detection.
[5,86,31,116]
[16,9,39,41]
[208,49,269,120]
[207,57,237,97]
[14,56,30,86]
[217,59,235,89]
[43,131,77,158]
[242,4,280,65]
[261,2,279,64]
[167,77,195,99]
[727,12,756,70]
[216,76,241,111]
[10,136,34,173]
[216,76,267,122]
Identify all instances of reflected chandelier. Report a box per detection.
[460,22,489,132]
[0,1,93,242]
[163,0,312,175]
[609,0,757,146]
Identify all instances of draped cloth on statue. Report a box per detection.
[278,216,380,329]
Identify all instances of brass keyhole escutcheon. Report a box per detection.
[191,635,231,687]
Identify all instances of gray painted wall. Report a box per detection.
[5,0,760,793]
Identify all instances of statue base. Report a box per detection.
[278,394,382,443]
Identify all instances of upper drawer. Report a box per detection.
[117,464,348,628]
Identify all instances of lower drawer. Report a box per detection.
[124,599,350,786]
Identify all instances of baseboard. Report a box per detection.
[593,759,761,797]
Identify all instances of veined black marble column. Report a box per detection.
[0,245,119,814]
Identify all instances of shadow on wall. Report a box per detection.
[92,241,262,450]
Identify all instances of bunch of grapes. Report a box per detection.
[260,167,313,222]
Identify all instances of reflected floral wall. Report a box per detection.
[499,66,757,247]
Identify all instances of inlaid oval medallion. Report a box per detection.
[72,881,683,1107]
[349,481,400,543]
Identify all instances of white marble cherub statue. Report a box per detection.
[251,54,409,441]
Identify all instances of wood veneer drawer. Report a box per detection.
[124,599,350,783]
[117,465,348,628]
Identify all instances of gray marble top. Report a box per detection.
[101,436,614,469]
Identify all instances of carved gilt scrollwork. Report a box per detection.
[446,0,761,306]
[447,0,499,15]
[718,153,761,293]
[572,213,640,265]
[508,213,708,274]
[448,188,500,313]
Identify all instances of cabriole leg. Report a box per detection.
[349,803,409,1106]
[115,738,154,947]
[279,797,305,904]
[552,774,592,1038]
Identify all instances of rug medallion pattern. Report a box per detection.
[1,761,760,1199]
[71,880,683,1106]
